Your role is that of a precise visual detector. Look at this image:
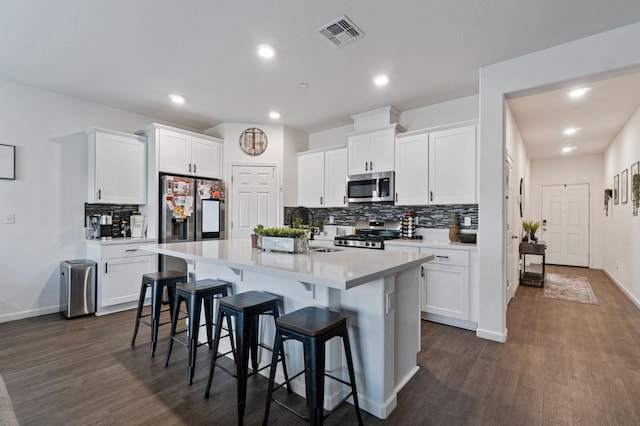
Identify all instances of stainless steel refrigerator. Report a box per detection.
[159,174,225,276]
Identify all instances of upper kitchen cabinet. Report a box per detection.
[87,129,147,205]
[145,124,223,179]
[395,122,477,205]
[347,126,396,175]
[297,146,348,208]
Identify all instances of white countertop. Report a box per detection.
[141,239,433,290]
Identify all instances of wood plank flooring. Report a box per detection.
[2,265,640,425]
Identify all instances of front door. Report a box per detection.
[230,165,279,240]
[541,184,589,267]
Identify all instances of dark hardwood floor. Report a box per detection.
[2,265,640,425]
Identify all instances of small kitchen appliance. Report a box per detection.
[346,171,394,203]
[99,214,113,239]
[334,219,401,249]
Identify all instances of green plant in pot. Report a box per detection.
[522,220,540,242]
[251,224,265,248]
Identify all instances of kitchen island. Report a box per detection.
[141,239,433,419]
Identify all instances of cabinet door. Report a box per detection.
[158,129,191,175]
[192,136,222,178]
[297,151,325,207]
[347,134,371,175]
[324,147,348,207]
[428,125,476,204]
[101,255,155,307]
[422,262,470,320]
[368,128,395,173]
[395,133,429,205]
[93,132,147,204]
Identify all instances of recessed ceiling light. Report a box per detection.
[569,87,591,99]
[169,94,186,105]
[257,44,276,59]
[563,127,581,136]
[269,111,281,119]
[562,146,576,153]
[299,82,309,89]
[374,74,389,86]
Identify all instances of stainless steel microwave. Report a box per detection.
[346,171,395,203]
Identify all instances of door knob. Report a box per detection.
[511,235,519,239]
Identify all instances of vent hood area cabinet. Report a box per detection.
[347,126,396,175]
[87,128,147,205]
[297,146,348,208]
[144,124,223,179]
[395,123,476,205]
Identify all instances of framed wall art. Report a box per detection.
[621,169,628,204]
[614,173,619,205]
[0,144,15,180]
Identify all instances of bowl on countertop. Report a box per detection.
[456,232,476,244]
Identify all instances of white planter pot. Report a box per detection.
[260,236,308,253]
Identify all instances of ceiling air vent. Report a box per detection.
[316,15,364,47]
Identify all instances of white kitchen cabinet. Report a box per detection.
[421,248,470,321]
[153,125,223,178]
[395,123,476,205]
[347,126,395,175]
[297,147,348,208]
[87,129,147,205]
[87,241,157,315]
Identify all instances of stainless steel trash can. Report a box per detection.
[60,259,97,318]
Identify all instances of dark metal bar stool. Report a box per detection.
[205,291,292,425]
[131,270,186,357]
[165,279,236,384]
[263,306,363,426]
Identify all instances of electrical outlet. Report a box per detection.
[328,215,334,224]
[4,213,15,224]
[464,216,471,226]
[385,291,395,314]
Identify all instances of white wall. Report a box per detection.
[603,105,640,308]
[283,126,309,207]
[479,21,640,342]
[309,124,352,151]
[529,154,605,269]
[0,80,170,322]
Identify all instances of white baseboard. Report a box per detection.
[603,268,640,311]
[422,313,477,331]
[0,305,61,323]
[476,327,508,343]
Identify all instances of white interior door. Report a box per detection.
[230,165,279,240]
[541,184,589,267]
[505,156,518,305]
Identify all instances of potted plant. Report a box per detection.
[604,188,613,216]
[251,224,264,248]
[522,220,540,242]
[255,226,309,253]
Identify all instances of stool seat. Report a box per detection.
[276,307,346,337]
[205,291,291,425]
[264,306,363,426]
[131,270,186,357]
[165,279,234,384]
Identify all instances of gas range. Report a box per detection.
[334,219,401,250]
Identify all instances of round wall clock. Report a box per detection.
[239,127,268,156]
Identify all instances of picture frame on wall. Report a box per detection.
[614,174,619,205]
[0,144,15,180]
[621,169,628,204]
[632,161,640,179]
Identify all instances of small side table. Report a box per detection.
[519,242,546,287]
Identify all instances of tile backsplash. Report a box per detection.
[284,203,478,230]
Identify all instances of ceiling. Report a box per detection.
[1,1,640,135]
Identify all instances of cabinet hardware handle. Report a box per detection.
[105,262,108,273]
[369,161,373,170]
[193,164,197,174]
[436,255,450,259]
[430,191,433,202]
[395,192,398,202]
[320,196,323,205]
[365,161,368,171]
[98,189,101,200]
[343,195,346,204]
[125,249,138,252]
[421,266,424,277]
[188,163,192,173]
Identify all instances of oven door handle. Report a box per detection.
[376,178,380,198]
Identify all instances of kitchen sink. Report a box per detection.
[309,247,343,253]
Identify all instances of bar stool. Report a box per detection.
[263,306,363,426]
[131,270,186,357]
[165,279,236,384]
[204,291,292,425]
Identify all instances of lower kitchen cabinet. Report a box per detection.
[87,241,157,315]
